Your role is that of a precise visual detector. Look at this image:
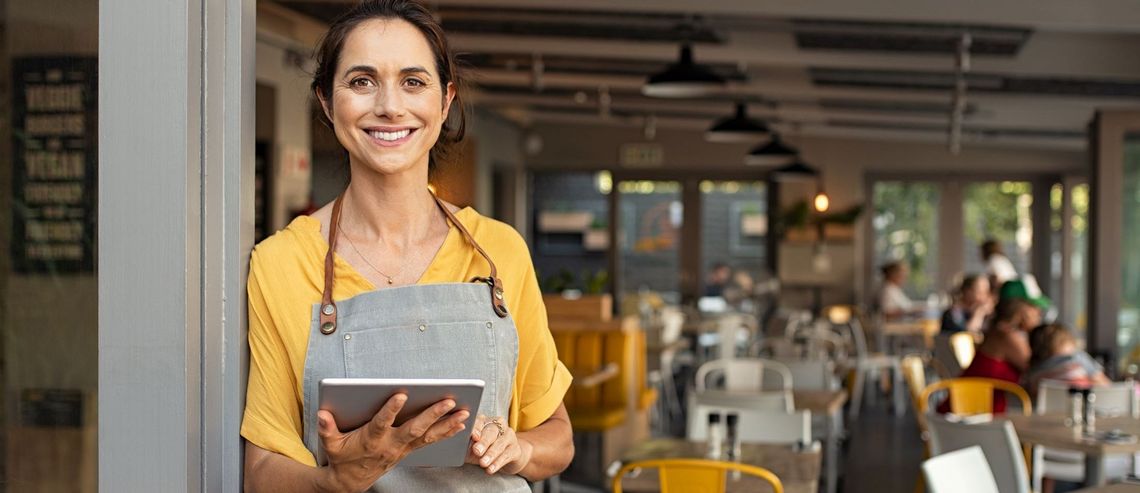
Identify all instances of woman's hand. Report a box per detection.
[317,393,469,492]
[466,415,533,476]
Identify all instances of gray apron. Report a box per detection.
[300,194,530,492]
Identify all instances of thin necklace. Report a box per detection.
[340,228,398,285]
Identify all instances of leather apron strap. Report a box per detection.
[317,192,508,335]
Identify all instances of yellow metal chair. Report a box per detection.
[918,377,1032,416]
[949,331,976,369]
[613,458,784,493]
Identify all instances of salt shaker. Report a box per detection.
[726,412,741,461]
[1069,388,1084,428]
[706,413,723,459]
[1083,389,1097,434]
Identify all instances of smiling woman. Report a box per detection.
[241,2,574,492]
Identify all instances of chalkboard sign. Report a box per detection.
[11,57,97,273]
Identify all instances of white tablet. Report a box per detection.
[318,378,484,467]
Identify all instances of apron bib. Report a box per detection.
[300,194,529,492]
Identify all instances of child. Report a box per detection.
[1023,324,1110,398]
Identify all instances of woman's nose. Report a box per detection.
[372,86,406,118]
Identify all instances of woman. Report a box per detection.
[981,239,1018,288]
[241,2,573,491]
[950,298,1038,414]
[939,274,993,335]
[875,262,922,320]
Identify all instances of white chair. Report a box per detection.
[831,308,905,418]
[923,446,999,493]
[926,413,1030,493]
[688,405,812,445]
[691,388,795,413]
[695,357,792,393]
[768,358,837,391]
[1032,379,1138,491]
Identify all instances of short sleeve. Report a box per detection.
[241,251,316,466]
[509,247,572,432]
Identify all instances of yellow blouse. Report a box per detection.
[240,208,572,466]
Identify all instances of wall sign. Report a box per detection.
[11,57,97,273]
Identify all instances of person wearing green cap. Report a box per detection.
[998,275,1051,310]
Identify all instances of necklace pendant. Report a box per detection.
[387,278,394,285]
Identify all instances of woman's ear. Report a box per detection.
[441,81,456,119]
[316,88,333,124]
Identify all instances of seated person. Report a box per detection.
[941,298,1038,414]
[940,274,993,335]
[875,261,923,320]
[704,262,732,297]
[1024,324,1110,399]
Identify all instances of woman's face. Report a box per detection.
[321,18,455,177]
[963,278,990,307]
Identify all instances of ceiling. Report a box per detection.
[264,0,1140,150]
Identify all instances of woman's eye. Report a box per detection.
[405,78,425,88]
[350,77,374,88]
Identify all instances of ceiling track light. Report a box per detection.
[706,102,770,143]
[642,43,727,98]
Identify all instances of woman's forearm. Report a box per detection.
[515,404,574,482]
[244,442,336,493]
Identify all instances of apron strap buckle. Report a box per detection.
[471,276,509,318]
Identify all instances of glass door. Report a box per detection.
[616,180,683,307]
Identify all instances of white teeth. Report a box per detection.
[368,129,411,141]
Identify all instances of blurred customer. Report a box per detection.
[704,262,732,297]
[998,275,1055,323]
[981,239,1018,287]
[1024,324,1109,398]
[876,261,923,320]
[946,298,1037,414]
[940,274,993,335]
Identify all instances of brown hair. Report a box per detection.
[880,261,903,278]
[987,297,1033,333]
[310,0,466,171]
[981,239,1002,259]
[1029,323,1076,367]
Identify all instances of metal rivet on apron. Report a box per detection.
[344,334,351,340]
[320,322,335,334]
[486,322,493,329]
[321,304,335,316]
[419,324,427,332]
[494,289,504,300]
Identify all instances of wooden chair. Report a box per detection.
[613,458,784,493]
[918,377,1032,416]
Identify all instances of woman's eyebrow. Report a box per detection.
[400,66,430,77]
[342,65,377,77]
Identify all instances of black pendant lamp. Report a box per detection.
[770,159,818,182]
[642,43,726,98]
[744,134,798,166]
[706,103,770,143]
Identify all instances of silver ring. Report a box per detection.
[482,418,505,438]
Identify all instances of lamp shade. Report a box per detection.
[744,135,798,166]
[706,103,770,143]
[642,44,726,98]
[770,160,818,181]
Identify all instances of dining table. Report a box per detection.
[1007,414,1140,487]
[1073,484,1140,493]
[617,437,822,493]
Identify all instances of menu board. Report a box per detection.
[11,57,97,273]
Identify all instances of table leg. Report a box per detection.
[1084,454,1106,486]
[892,364,905,416]
[827,409,840,493]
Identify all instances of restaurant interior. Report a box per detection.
[261,1,1138,492]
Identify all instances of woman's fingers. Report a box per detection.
[486,442,518,474]
[478,427,511,468]
[397,398,457,442]
[365,393,408,441]
[471,419,504,457]
[317,409,343,444]
[413,410,469,447]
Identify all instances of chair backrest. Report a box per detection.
[716,314,745,359]
[696,358,793,393]
[925,415,1028,493]
[922,446,999,493]
[932,334,964,379]
[692,388,795,414]
[661,306,685,345]
[687,404,812,445]
[769,358,836,391]
[613,458,784,493]
[1036,379,1136,417]
[901,354,929,436]
[949,332,976,368]
[919,377,1032,416]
